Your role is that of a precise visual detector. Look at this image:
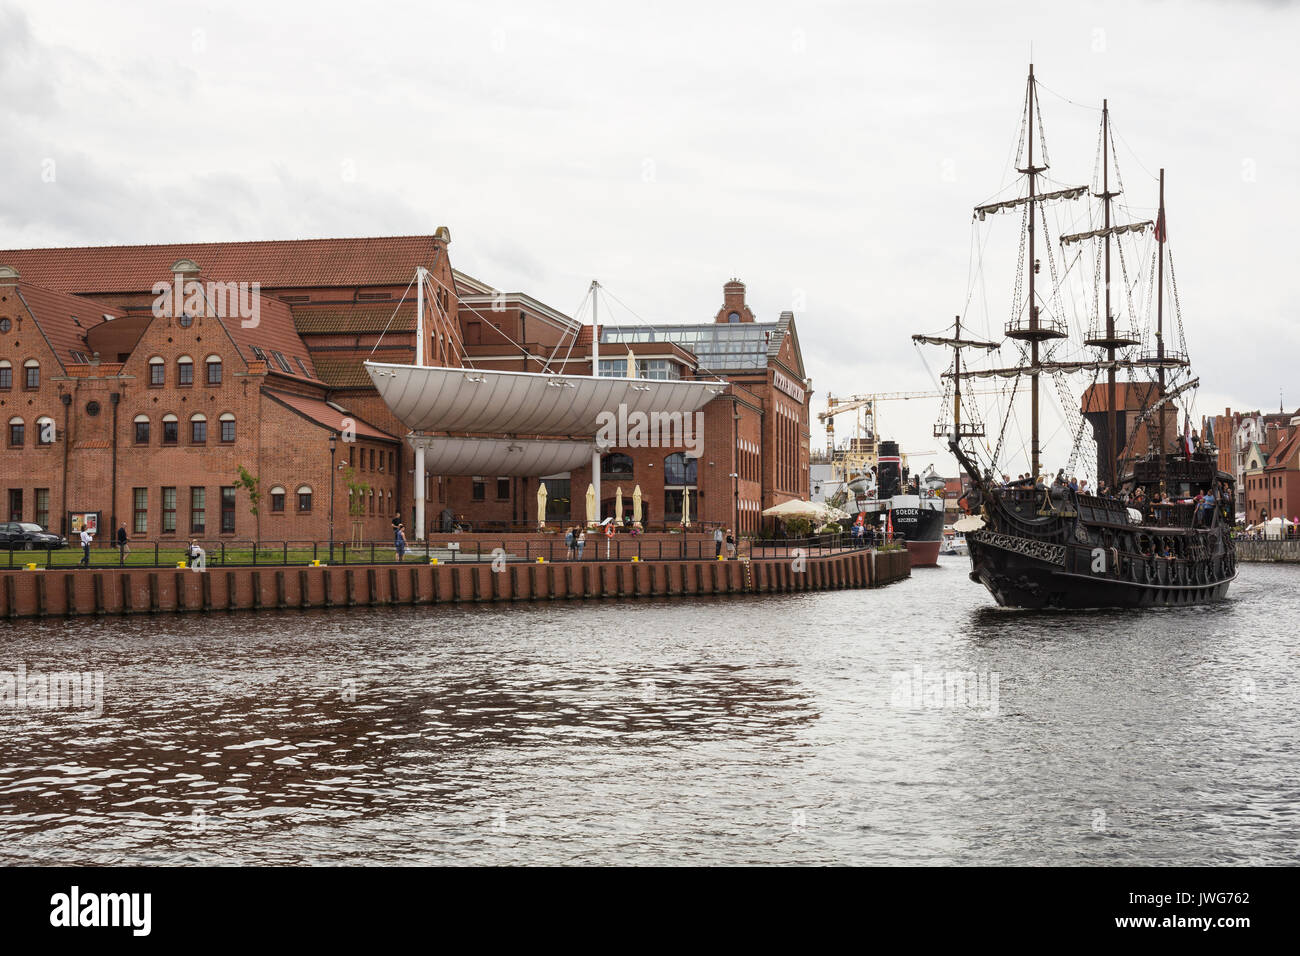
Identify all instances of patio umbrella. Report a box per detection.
[681,487,691,527]
[536,481,548,528]
[626,351,636,378]
[632,485,643,524]
[585,483,596,526]
[615,486,624,524]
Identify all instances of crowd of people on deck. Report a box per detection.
[987,468,1228,528]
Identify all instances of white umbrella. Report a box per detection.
[681,487,691,527]
[536,481,548,528]
[585,483,596,526]
[615,485,624,525]
[632,485,643,524]
[953,514,985,532]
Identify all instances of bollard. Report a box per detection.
[630,556,639,562]
[176,560,187,569]
[429,557,439,565]
[311,559,322,567]
[25,562,38,571]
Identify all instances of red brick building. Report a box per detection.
[0,238,811,542]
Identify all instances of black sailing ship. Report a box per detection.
[914,65,1235,609]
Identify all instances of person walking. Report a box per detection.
[725,528,736,559]
[395,523,407,562]
[714,526,724,558]
[565,526,575,560]
[78,525,94,568]
[116,522,129,566]
[576,527,587,560]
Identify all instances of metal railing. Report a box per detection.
[4,533,867,570]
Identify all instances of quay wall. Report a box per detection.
[0,549,909,619]
[1235,540,1300,563]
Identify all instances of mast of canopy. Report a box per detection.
[413,266,429,540]
[590,279,601,526]
[1156,169,1167,487]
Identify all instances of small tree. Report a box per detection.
[343,465,370,546]
[235,465,261,544]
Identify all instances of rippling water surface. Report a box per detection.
[1,559,1296,865]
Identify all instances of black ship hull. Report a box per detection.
[967,535,1234,609]
[889,501,945,567]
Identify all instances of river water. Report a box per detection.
[1,558,1296,865]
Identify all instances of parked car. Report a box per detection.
[0,522,69,550]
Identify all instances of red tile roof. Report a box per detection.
[8,283,125,368]
[262,390,397,442]
[0,235,445,294]
[215,286,317,384]
[1267,428,1300,470]
[292,304,417,335]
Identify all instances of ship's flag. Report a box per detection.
[1155,207,1167,243]
[886,511,893,539]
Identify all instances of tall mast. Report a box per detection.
[1027,64,1041,477]
[1156,169,1167,484]
[1102,101,1118,490]
[953,315,962,436]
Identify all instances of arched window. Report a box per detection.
[601,452,634,476]
[269,485,286,513]
[0,359,11,390]
[219,412,235,443]
[190,412,207,443]
[134,414,150,444]
[206,354,222,385]
[23,359,38,390]
[148,355,165,386]
[663,452,697,487]
[177,355,194,386]
[8,416,24,446]
[162,413,179,444]
[35,416,55,446]
[296,485,313,513]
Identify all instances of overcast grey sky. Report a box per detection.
[2,0,1295,474]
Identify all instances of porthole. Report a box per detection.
[85,400,101,417]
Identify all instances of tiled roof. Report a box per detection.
[216,287,317,384]
[8,283,126,368]
[0,235,445,294]
[293,305,416,335]
[262,390,398,442]
[1267,429,1300,469]
[312,358,383,389]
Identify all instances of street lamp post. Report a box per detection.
[328,432,337,561]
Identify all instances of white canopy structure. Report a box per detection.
[364,362,722,435]
[403,436,593,476]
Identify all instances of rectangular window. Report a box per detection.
[221,419,235,442]
[133,487,147,533]
[497,478,510,500]
[135,420,150,443]
[178,362,193,386]
[297,491,312,513]
[191,419,206,443]
[388,451,394,473]
[271,492,285,513]
[207,361,222,384]
[163,420,178,444]
[8,489,22,522]
[0,367,11,389]
[9,423,23,446]
[35,488,49,529]
[162,487,177,533]
[24,366,38,389]
[190,487,206,534]
[150,363,164,386]
[271,351,292,373]
[221,486,236,534]
[472,481,486,501]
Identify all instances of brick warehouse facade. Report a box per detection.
[0,236,812,543]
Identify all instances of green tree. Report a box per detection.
[235,465,261,544]
[343,465,371,545]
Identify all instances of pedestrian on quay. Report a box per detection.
[576,527,587,560]
[395,522,407,562]
[116,522,130,566]
[186,538,204,568]
[78,525,94,568]
[725,528,736,559]
[714,526,724,558]
[565,526,575,560]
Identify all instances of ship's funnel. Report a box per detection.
[878,440,903,498]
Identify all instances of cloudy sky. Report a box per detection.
[2,0,1295,475]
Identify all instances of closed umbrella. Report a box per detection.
[681,487,691,527]
[615,486,624,525]
[536,481,548,528]
[585,483,596,526]
[632,485,643,524]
